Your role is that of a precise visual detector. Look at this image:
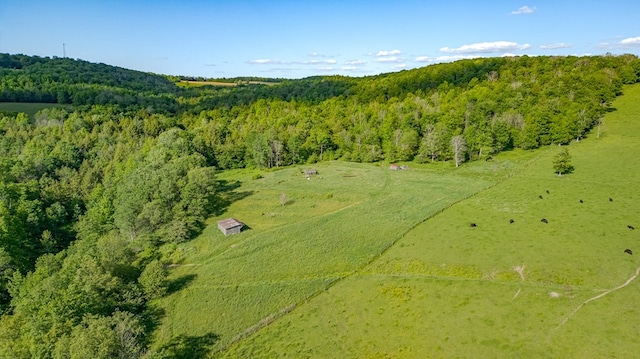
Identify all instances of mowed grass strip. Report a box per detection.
[0,102,68,119]
[151,157,534,353]
[222,84,640,358]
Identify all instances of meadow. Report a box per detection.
[220,85,640,358]
[0,102,67,119]
[150,146,540,355]
[177,80,276,88]
[152,85,640,357]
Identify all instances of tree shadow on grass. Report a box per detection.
[155,333,220,359]
[140,304,166,348]
[211,179,254,217]
[166,273,197,295]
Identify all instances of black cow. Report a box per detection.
[509,219,515,224]
[609,197,613,202]
[470,223,477,227]
[628,225,635,230]
[625,249,633,255]
[579,199,583,203]
[546,190,550,194]
[541,218,548,223]
[539,195,543,199]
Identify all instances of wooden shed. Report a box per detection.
[217,218,244,236]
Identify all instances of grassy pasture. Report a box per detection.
[0,102,67,119]
[177,80,276,88]
[222,84,640,358]
[150,152,538,354]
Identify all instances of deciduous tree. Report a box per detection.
[450,135,467,167]
[553,147,573,176]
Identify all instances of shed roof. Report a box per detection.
[217,218,244,230]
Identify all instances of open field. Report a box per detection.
[220,85,640,358]
[150,84,640,358]
[177,80,277,88]
[0,102,68,119]
[150,147,541,355]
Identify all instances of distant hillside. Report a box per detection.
[0,53,180,111]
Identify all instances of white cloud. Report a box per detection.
[376,49,402,56]
[414,56,432,62]
[414,54,476,63]
[598,36,640,50]
[376,56,403,63]
[296,59,337,65]
[540,42,572,50]
[440,41,530,54]
[345,59,366,65]
[249,59,284,65]
[620,36,640,46]
[511,5,535,15]
[392,64,407,69]
[249,58,338,66]
[342,66,357,71]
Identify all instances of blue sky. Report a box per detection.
[1,1,639,79]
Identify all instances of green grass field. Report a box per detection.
[177,80,277,88]
[220,85,640,358]
[151,84,640,358]
[150,151,539,355]
[0,102,68,119]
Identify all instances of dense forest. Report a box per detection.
[0,52,639,357]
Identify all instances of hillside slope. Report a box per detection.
[222,84,640,358]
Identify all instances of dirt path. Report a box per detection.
[557,266,640,328]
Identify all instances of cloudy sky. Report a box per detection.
[1,0,639,78]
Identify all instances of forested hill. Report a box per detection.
[0,53,639,357]
[0,53,180,110]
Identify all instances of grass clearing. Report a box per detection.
[177,80,277,88]
[151,154,538,354]
[222,84,640,358]
[0,102,68,119]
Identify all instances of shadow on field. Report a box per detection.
[212,179,254,216]
[140,304,166,346]
[155,332,220,359]
[166,274,197,295]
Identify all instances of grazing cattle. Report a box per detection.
[546,190,550,194]
[470,223,477,227]
[624,249,633,255]
[541,218,548,223]
[628,225,635,230]
[579,199,583,203]
[539,195,543,199]
[509,219,515,224]
[609,197,613,202]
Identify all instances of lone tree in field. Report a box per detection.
[450,135,467,167]
[553,147,573,176]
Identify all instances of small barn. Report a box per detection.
[217,218,244,236]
